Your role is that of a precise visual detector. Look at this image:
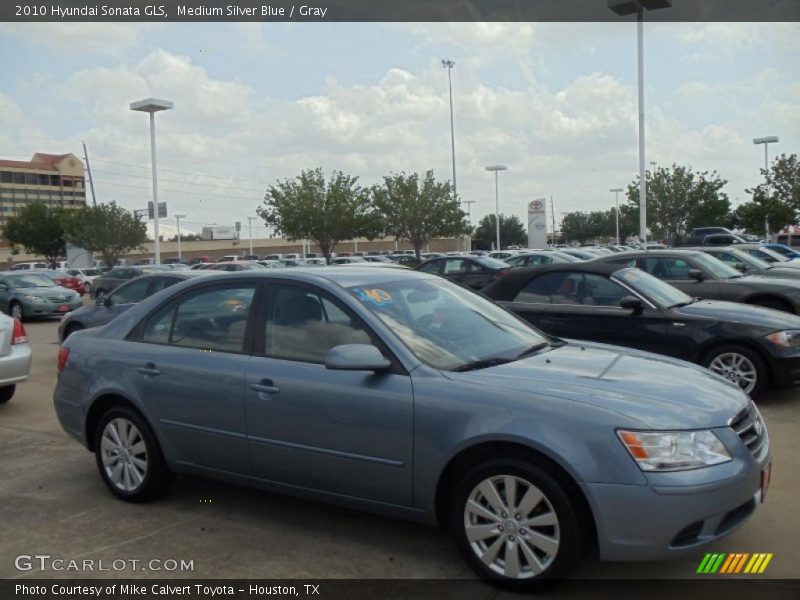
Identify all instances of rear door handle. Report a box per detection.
[137,363,161,377]
[250,379,280,395]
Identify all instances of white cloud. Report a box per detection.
[0,23,156,54]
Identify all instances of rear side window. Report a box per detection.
[138,284,256,353]
[641,258,691,280]
[443,259,467,274]
[110,278,151,305]
[418,261,441,274]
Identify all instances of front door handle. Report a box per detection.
[250,379,280,395]
[137,363,161,377]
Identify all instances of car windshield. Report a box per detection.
[691,252,742,279]
[756,247,790,262]
[348,278,549,370]
[475,257,510,269]
[6,274,57,288]
[726,249,772,270]
[614,268,692,309]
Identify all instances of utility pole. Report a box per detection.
[462,200,475,251]
[247,216,257,256]
[442,59,457,203]
[550,196,556,246]
[82,141,97,207]
[174,214,186,262]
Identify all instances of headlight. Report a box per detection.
[22,295,45,304]
[765,330,800,347]
[617,429,731,471]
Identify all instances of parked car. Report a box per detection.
[8,262,48,271]
[241,255,260,261]
[702,234,745,246]
[217,255,242,263]
[735,244,800,268]
[66,268,103,294]
[0,272,82,321]
[39,270,86,295]
[54,267,771,587]
[388,254,422,268]
[189,256,216,265]
[206,261,267,272]
[0,313,31,404]
[697,247,800,281]
[685,227,743,246]
[595,249,800,313]
[330,257,368,265]
[261,254,284,261]
[416,255,510,290]
[763,243,800,260]
[558,248,597,261]
[505,251,580,268]
[482,262,800,397]
[362,255,394,263]
[58,272,216,343]
[91,266,172,300]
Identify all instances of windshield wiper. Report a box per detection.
[451,357,514,372]
[668,297,700,309]
[514,341,558,360]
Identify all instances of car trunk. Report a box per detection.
[0,318,12,357]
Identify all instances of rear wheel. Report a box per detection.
[63,323,85,340]
[94,406,174,502]
[0,385,15,404]
[450,459,585,589]
[94,289,107,302]
[703,344,767,398]
[9,302,23,321]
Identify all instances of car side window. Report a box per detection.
[514,272,569,304]
[148,277,180,295]
[527,255,552,266]
[418,260,441,274]
[443,259,467,274]
[642,258,691,280]
[139,284,256,352]
[265,284,371,363]
[110,278,151,305]
[581,274,629,307]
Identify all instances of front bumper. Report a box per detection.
[0,342,32,386]
[760,341,800,387]
[22,299,83,318]
[582,425,769,561]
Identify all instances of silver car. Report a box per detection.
[0,312,32,403]
[54,268,770,587]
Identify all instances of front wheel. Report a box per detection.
[703,344,767,398]
[9,302,23,321]
[450,459,586,589]
[0,385,15,404]
[94,406,174,502]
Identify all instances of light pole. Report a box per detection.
[247,216,257,256]
[610,188,624,244]
[462,199,475,251]
[608,0,671,245]
[442,59,457,203]
[485,165,508,251]
[130,97,173,265]
[174,214,186,262]
[753,136,779,240]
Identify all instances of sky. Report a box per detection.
[0,21,798,237]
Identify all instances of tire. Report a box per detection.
[702,344,768,398]
[63,323,85,340]
[94,289,107,302]
[94,405,174,502]
[0,385,15,404]
[449,458,586,589]
[9,301,23,322]
[84,282,93,294]
[750,298,792,313]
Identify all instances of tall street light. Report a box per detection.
[608,0,672,245]
[610,188,624,244]
[247,216,257,256]
[174,214,186,262]
[442,59,457,203]
[130,97,173,265]
[485,165,508,251]
[754,136,779,239]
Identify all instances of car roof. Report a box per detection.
[483,261,627,297]
[596,249,703,259]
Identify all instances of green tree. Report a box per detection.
[731,188,794,236]
[169,233,202,242]
[372,171,468,259]
[472,214,528,249]
[2,203,67,268]
[258,168,375,264]
[765,153,800,213]
[626,164,730,243]
[63,203,147,268]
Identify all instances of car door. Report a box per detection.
[124,281,258,474]
[244,281,414,505]
[95,277,153,325]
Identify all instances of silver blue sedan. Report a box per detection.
[53,268,770,587]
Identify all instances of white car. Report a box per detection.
[9,262,49,271]
[0,313,31,404]
[66,268,103,294]
[217,255,243,262]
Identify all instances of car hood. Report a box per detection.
[443,342,748,429]
[671,299,800,330]
[753,267,800,279]
[727,275,800,292]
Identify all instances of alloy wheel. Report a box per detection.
[10,303,22,320]
[100,417,148,492]
[709,352,757,394]
[463,474,560,579]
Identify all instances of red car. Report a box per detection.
[40,270,86,295]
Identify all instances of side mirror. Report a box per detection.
[733,262,748,273]
[95,296,106,307]
[619,296,643,313]
[325,344,391,372]
[688,269,704,281]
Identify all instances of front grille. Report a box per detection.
[729,401,769,461]
[48,297,70,303]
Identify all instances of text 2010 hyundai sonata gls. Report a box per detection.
[53,268,770,588]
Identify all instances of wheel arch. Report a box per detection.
[84,392,147,452]
[743,294,795,314]
[434,440,597,547]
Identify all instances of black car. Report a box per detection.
[58,271,218,343]
[415,255,509,290]
[594,249,800,313]
[505,251,581,268]
[696,247,800,281]
[388,254,422,268]
[685,226,744,246]
[207,261,268,272]
[482,262,800,397]
[90,266,173,300]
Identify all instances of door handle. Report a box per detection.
[250,379,280,395]
[137,363,161,377]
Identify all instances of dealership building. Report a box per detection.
[0,152,88,240]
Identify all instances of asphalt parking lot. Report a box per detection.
[0,318,798,583]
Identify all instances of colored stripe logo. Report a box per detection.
[697,553,773,574]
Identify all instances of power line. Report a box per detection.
[91,168,267,193]
[92,179,263,201]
